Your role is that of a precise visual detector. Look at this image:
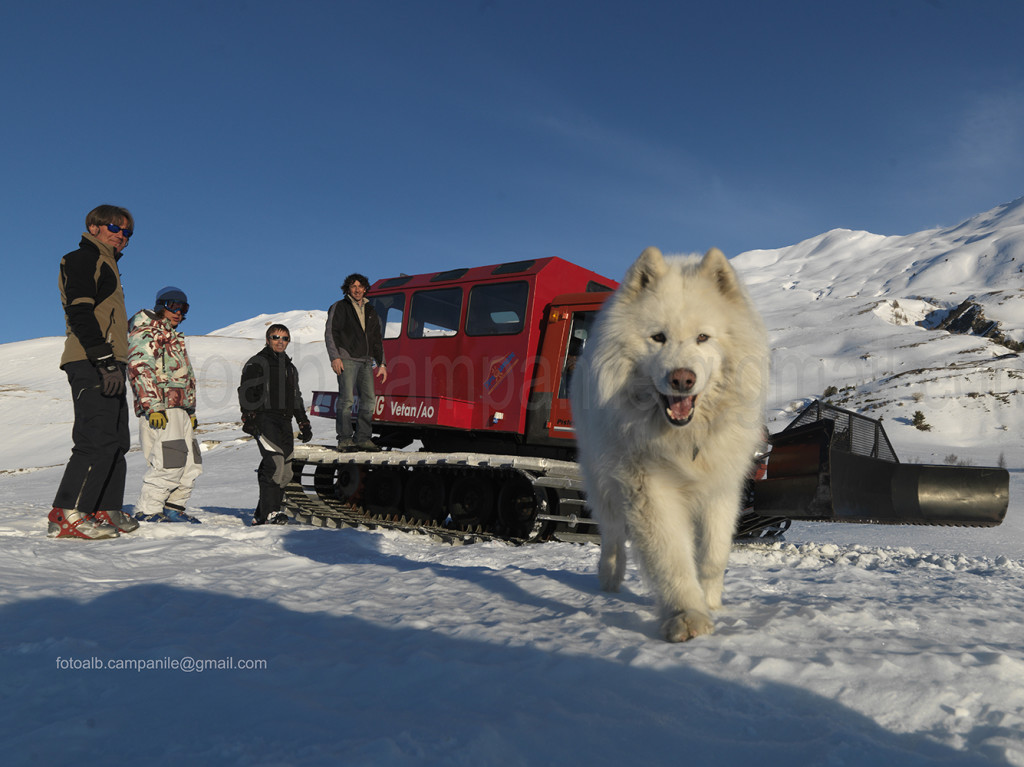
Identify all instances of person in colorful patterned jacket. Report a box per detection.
[127,286,203,523]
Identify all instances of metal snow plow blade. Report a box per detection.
[754,402,1008,527]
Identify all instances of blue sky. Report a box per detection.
[3,0,1023,344]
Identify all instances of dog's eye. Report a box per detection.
[696,334,710,344]
[651,332,667,344]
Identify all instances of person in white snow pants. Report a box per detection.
[136,407,203,517]
[127,287,203,523]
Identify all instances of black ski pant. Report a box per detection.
[253,411,295,523]
[53,360,130,514]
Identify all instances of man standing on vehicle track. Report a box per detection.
[325,273,387,451]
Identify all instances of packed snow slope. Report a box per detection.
[1,198,1023,766]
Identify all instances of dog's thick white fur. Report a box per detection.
[570,247,769,642]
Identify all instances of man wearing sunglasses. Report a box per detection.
[238,324,313,525]
[127,286,203,524]
[50,205,136,539]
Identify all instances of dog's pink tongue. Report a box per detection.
[667,395,695,421]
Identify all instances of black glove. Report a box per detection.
[241,412,260,437]
[298,420,312,443]
[95,355,125,397]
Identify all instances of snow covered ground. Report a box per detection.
[2,198,1023,765]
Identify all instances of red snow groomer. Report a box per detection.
[284,258,1009,543]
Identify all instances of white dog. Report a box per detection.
[570,247,769,642]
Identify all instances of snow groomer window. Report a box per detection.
[368,293,405,340]
[466,282,528,336]
[558,310,596,398]
[408,287,463,339]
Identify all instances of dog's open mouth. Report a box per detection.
[660,393,697,426]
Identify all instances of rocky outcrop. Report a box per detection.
[936,300,1023,352]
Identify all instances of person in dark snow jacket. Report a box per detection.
[325,273,387,451]
[238,324,312,525]
[49,204,138,539]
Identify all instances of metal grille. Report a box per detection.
[785,401,898,463]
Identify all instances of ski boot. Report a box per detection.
[136,503,201,523]
[163,503,202,524]
[252,510,289,526]
[94,508,140,533]
[47,508,120,540]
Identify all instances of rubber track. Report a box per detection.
[282,444,591,545]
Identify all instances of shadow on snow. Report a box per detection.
[0,532,1004,766]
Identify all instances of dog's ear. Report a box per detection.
[699,248,743,301]
[622,247,668,296]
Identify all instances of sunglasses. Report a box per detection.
[160,300,189,314]
[270,335,290,342]
[105,223,133,238]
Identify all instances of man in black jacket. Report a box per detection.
[325,274,387,451]
[239,324,312,525]
[49,205,139,539]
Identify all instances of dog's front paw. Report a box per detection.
[662,610,714,642]
[598,549,626,592]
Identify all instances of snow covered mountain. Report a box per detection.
[740,196,1024,313]
[210,310,332,344]
[734,195,1024,460]
[1,199,1023,765]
